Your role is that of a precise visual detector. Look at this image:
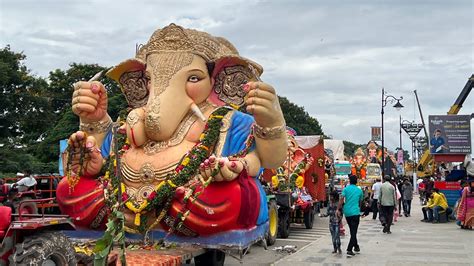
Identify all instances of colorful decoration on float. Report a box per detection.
[100,107,255,233]
[351,147,367,179]
[366,140,379,163]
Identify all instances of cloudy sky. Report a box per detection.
[1,0,473,156]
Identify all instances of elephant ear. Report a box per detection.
[209,56,263,107]
[107,59,149,109]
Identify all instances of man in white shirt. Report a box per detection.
[371,178,382,220]
[13,170,37,192]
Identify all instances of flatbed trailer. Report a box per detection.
[66,222,268,265]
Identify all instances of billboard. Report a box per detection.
[371,127,381,141]
[428,115,471,154]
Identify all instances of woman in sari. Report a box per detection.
[457,178,474,229]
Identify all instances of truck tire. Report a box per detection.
[266,200,278,246]
[15,196,38,215]
[304,206,314,229]
[278,208,290,238]
[9,231,76,266]
[194,249,225,266]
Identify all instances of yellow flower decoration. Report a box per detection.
[271,175,279,188]
[104,171,110,180]
[199,133,206,141]
[296,175,305,188]
[182,157,190,166]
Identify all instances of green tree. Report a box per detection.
[34,64,126,164]
[278,96,324,136]
[0,45,52,147]
[343,140,363,157]
[0,46,56,175]
[0,46,126,174]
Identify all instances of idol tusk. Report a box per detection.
[191,103,206,122]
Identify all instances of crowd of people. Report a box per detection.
[418,176,474,229]
[326,172,473,257]
[420,187,451,223]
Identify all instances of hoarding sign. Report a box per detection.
[397,149,404,164]
[428,115,471,154]
[371,126,381,141]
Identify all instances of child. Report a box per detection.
[360,196,372,218]
[327,191,342,254]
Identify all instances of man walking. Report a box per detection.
[338,175,363,256]
[378,175,397,234]
[371,178,382,220]
[402,178,413,216]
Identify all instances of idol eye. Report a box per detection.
[188,75,201,83]
[144,74,151,85]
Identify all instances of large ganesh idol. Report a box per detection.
[56,24,288,240]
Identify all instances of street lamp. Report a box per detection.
[401,119,424,191]
[381,88,404,178]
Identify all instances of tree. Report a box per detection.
[343,141,363,157]
[278,96,324,136]
[0,47,126,174]
[34,64,126,164]
[0,45,52,147]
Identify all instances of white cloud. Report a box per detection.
[1,0,472,155]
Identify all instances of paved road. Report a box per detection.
[183,214,329,265]
[276,199,474,266]
[224,216,330,265]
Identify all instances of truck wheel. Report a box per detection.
[304,206,314,229]
[9,231,76,266]
[266,200,278,246]
[278,208,290,238]
[15,196,38,215]
[194,249,225,266]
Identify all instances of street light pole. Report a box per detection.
[381,88,404,178]
[399,115,402,150]
[399,115,403,177]
[381,88,385,178]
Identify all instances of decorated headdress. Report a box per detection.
[107,23,263,109]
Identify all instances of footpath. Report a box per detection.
[275,198,474,266]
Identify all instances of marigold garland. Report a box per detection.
[276,156,312,192]
[118,107,244,231]
[97,106,256,234]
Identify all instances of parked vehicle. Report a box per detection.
[261,135,325,240]
[333,160,352,192]
[1,175,61,214]
[0,180,39,216]
[0,198,77,265]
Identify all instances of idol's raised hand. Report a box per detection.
[245,81,285,128]
[72,81,108,123]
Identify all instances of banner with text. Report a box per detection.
[428,115,471,154]
[371,126,381,141]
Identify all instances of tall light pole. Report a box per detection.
[381,88,404,178]
[398,115,403,177]
[401,120,423,191]
[399,115,403,151]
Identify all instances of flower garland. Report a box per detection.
[275,156,312,192]
[119,107,241,231]
[66,132,88,192]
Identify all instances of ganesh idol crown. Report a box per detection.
[56,23,288,241]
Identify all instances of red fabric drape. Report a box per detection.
[302,143,325,202]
